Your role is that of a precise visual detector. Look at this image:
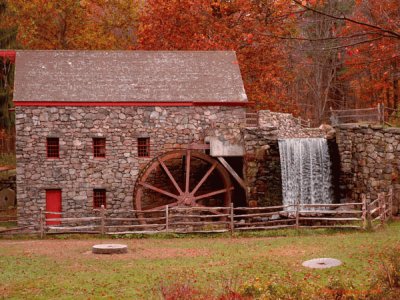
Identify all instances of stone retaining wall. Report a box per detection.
[335,124,400,214]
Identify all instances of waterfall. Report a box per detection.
[278,138,333,209]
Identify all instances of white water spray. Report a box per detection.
[278,138,333,209]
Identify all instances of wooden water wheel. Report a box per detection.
[134,149,233,215]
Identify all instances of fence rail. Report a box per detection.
[330,104,399,127]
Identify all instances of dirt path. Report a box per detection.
[0,239,212,260]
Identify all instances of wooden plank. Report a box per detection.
[170,221,230,226]
[44,211,64,215]
[0,220,18,223]
[235,225,296,231]
[234,212,287,218]
[235,219,296,226]
[298,210,362,214]
[300,203,363,207]
[235,205,291,210]
[172,229,229,234]
[106,224,164,229]
[47,225,99,230]
[106,217,166,222]
[217,157,246,189]
[106,230,166,235]
[0,226,30,233]
[299,217,362,221]
[169,214,230,219]
[40,217,101,222]
[299,225,362,229]
[46,231,100,235]
[170,206,230,211]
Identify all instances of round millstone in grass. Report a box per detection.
[92,244,128,254]
[302,258,342,269]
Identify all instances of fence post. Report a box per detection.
[165,205,169,233]
[366,197,372,230]
[361,194,367,229]
[39,208,44,239]
[100,205,105,235]
[295,202,300,230]
[230,203,234,235]
[388,187,393,220]
[378,193,385,225]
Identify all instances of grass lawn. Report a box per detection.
[0,222,399,299]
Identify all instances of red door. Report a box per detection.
[46,190,62,225]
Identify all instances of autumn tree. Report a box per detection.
[0,0,17,129]
[137,0,297,112]
[6,0,140,50]
[292,0,400,116]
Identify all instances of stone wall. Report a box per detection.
[243,111,335,206]
[335,124,400,214]
[258,110,335,139]
[16,106,245,226]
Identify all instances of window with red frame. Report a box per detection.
[47,138,59,158]
[93,138,106,158]
[93,189,106,208]
[137,137,150,157]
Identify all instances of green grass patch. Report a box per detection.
[0,153,16,168]
[0,222,399,299]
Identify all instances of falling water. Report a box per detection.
[278,138,333,209]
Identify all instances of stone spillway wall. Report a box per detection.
[335,124,400,214]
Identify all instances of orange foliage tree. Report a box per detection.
[5,0,139,50]
[137,0,297,112]
[340,0,400,110]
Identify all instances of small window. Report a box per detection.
[93,138,106,158]
[47,138,59,158]
[93,189,106,208]
[138,137,150,157]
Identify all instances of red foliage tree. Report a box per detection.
[137,0,297,112]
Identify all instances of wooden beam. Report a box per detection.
[217,157,247,189]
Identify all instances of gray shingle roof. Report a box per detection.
[13,50,248,104]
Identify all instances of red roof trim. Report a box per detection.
[14,101,247,107]
[0,50,16,63]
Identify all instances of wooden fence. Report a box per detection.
[330,104,399,127]
[27,189,392,237]
[330,105,382,125]
[0,208,29,235]
[362,188,394,230]
[0,131,15,155]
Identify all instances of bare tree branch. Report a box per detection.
[292,0,400,39]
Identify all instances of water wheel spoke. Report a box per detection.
[193,186,234,202]
[139,182,180,200]
[190,162,218,196]
[185,149,191,193]
[158,158,183,194]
